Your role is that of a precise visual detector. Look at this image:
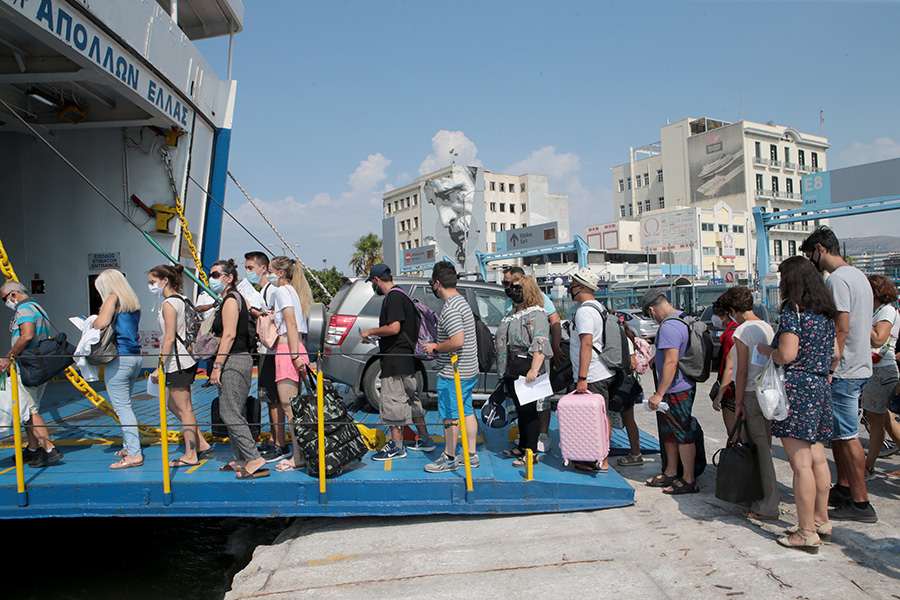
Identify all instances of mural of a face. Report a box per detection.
[423,166,476,265]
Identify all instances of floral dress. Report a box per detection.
[770,307,835,443]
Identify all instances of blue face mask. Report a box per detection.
[246,268,262,285]
[209,277,226,293]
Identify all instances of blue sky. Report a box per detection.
[199,1,900,272]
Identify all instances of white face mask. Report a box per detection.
[5,296,16,311]
[266,273,281,286]
[148,282,163,296]
[711,314,730,329]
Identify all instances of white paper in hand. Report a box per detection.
[751,346,768,368]
[513,373,553,406]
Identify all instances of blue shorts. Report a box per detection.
[831,378,867,441]
[437,376,477,421]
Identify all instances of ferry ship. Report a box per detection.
[0,0,648,518]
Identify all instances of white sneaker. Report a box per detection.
[537,433,552,453]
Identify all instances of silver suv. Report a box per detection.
[311,277,509,409]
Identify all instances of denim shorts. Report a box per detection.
[437,376,476,420]
[831,377,868,440]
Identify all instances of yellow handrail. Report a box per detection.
[9,360,27,506]
[316,357,327,503]
[158,364,173,505]
[451,354,474,500]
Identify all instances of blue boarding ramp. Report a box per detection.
[0,376,655,518]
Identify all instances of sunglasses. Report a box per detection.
[1,291,13,302]
[509,284,523,291]
[209,271,225,279]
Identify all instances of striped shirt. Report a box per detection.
[11,300,51,350]
[436,293,478,380]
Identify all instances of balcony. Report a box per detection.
[798,163,822,174]
[754,156,770,167]
[770,160,783,169]
[783,161,797,171]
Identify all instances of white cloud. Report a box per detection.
[419,130,482,175]
[838,137,900,168]
[220,153,391,270]
[505,146,581,180]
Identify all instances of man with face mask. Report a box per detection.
[0,281,62,467]
[503,266,562,452]
[800,227,876,523]
[360,264,434,460]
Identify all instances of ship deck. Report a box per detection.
[0,376,659,518]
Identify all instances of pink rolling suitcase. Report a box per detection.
[557,391,610,467]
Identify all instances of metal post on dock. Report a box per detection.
[316,357,327,504]
[158,361,173,506]
[451,354,474,503]
[9,360,28,507]
[525,449,534,482]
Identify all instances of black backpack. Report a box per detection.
[662,313,714,383]
[473,314,495,372]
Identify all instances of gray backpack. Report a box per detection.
[579,302,631,372]
[662,313,714,383]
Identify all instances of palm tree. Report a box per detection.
[349,233,383,276]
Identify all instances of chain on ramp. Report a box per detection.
[162,148,208,286]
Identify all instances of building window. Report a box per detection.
[737,248,746,256]
[510,204,516,213]
[788,240,797,256]
[637,203,643,214]
[644,199,651,212]
[618,179,625,192]
[636,175,642,188]
[798,149,806,166]
[491,243,496,252]
[500,223,506,231]
[500,182,505,192]
[489,202,496,212]
[771,176,779,192]
[520,183,526,193]
[620,205,626,218]
[658,197,665,209]
[701,222,715,232]
[521,223,526,228]
[811,152,818,169]
[414,216,419,229]
[785,178,793,194]
[773,239,783,259]
[733,224,744,233]
[784,147,791,163]
[413,194,418,205]
[657,169,664,183]
[719,224,729,233]
[386,204,391,214]
[755,141,761,158]
[643,173,650,186]
[756,174,764,191]
[628,205,633,217]
[509,183,515,193]
[770,144,778,162]
[521,203,526,212]
[490,222,497,232]
[702,247,717,256]
[627,177,632,190]
[510,224,516,229]
[499,203,505,212]
[490,181,496,191]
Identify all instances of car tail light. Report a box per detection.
[325,314,357,346]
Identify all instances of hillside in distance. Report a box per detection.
[843,236,900,255]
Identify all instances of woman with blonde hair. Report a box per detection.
[148,263,213,467]
[266,256,313,470]
[495,273,553,466]
[94,269,145,469]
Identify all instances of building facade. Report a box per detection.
[382,165,569,274]
[612,117,829,279]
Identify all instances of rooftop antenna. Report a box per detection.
[820,109,824,136]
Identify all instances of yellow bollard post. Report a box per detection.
[525,448,534,482]
[451,354,474,502]
[9,360,28,506]
[316,359,327,504]
[158,360,172,505]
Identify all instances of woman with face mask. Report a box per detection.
[266,256,314,471]
[148,263,213,467]
[495,273,553,466]
[94,269,144,469]
[208,259,268,478]
[711,297,740,436]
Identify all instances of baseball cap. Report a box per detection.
[365,264,391,282]
[640,289,666,316]
[571,267,600,291]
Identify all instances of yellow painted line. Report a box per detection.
[384,459,392,471]
[1,467,14,475]
[186,458,208,474]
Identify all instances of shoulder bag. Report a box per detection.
[16,303,76,387]
[87,299,119,366]
[713,419,764,505]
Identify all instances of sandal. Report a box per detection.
[275,459,296,472]
[236,468,270,480]
[114,449,129,458]
[503,447,526,458]
[776,528,820,554]
[785,522,832,543]
[512,454,539,468]
[741,509,779,521]
[110,456,143,470]
[646,473,677,488]
[663,478,699,495]
[169,458,199,468]
[617,453,643,467]
[220,462,241,472]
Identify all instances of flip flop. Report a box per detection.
[169,458,199,468]
[503,447,526,458]
[110,457,143,470]
[198,447,215,459]
[220,463,241,472]
[236,468,270,480]
[646,473,677,487]
[275,459,297,472]
[741,509,779,521]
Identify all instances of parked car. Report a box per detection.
[617,309,659,341]
[312,277,513,409]
[698,302,773,362]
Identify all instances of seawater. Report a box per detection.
[6,517,289,600]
